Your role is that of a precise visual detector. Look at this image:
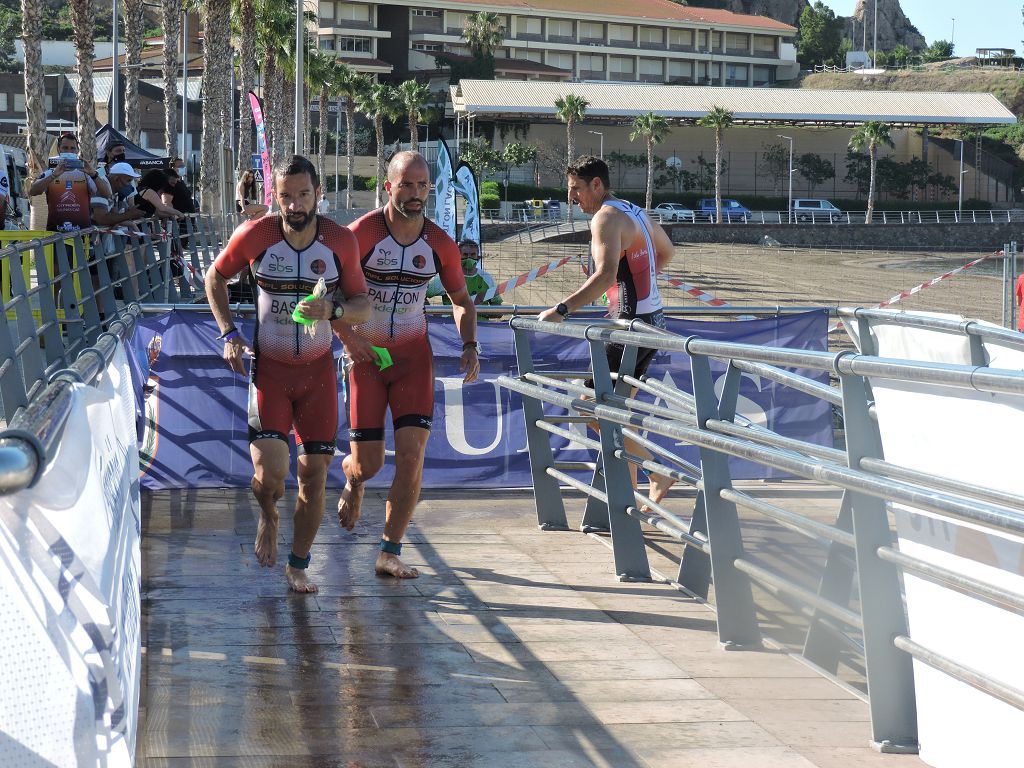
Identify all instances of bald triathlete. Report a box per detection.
[206,155,371,593]
[539,155,675,506]
[334,150,479,579]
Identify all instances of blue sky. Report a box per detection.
[818,1,1022,56]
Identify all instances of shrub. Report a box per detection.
[363,176,377,191]
[480,193,500,210]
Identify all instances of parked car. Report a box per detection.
[651,202,695,223]
[697,198,751,222]
[791,198,844,223]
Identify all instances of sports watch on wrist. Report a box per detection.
[555,302,571,318]
[332,302,346,320]
[462,341,480,353]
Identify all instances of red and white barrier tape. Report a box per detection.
[657,271,732,307]
[829,250,1003,334]
[473,255,573,304]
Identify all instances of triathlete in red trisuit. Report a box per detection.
[539,155,676,510]
[205,155,371,593]
[335,150,479,579]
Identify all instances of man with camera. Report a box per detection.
[28,132,111,232]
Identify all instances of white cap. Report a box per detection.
[108,161,141,178]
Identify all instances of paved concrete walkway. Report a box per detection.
[137,485,926,768]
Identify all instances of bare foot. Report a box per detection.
[338,482,364,531]
[375,551,419,579]
[285,565,318,593]
[254,511,279,567]
[640,474,675,514]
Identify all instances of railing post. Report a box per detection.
[690,355,761,647]
[581,342,638,533]
[839,371,918,753]
[512,327,569,531]
[587,334,650,581]
[23,241,66,369]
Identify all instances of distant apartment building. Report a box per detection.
[317,0,799,87]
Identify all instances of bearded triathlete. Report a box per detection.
[539,155,675,509]
[334,150,479,579]
[205,155,371,593]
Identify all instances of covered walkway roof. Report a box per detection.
[451,79,1018,126]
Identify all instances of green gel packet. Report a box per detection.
[292,294,317,326]
[371,345,393,371]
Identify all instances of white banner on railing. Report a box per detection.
[848,314,1024,768]
[0,344,141,767]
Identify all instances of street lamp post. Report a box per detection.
[588,130,603,160]
[872,0,878,68]
[294,0,304,155]
[778,134,793,223]
[112,0,120,130]
[958,138,968,217]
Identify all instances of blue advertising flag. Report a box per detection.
[453,161,480,246]
[434,137,457,240]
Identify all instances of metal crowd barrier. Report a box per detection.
[0,212,230,424]
[498,311,1024,753]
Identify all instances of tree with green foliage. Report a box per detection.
[848,121,893,223]
[357,82,401,207]
[629,112,670,210]
[892,44,912,67]
[336,65,370,209]
[462,11,504,58]
[397,79,432,152]
[554,93,588,217]
[797,1,843,68]
[500,141,536,198]
[795,152,834,195]
[458,137,501,179]
[697,106,733,223]
[0,7,20,73]
[760,143,788,193]
[923,39,955,62]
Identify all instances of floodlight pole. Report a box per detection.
[958,138,966,217]
[779,134,793,223]
[588,130,603,160]
[872,0,878,68]
[294,0,304,155]
[112,0,120,130]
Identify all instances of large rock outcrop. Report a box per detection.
[691,0,928,51]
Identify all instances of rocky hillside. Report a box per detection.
[690,0,927,51]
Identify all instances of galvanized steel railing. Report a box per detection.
[499,311,1024,754]
[0,213,231,425]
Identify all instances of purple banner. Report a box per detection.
[129,310,830,490]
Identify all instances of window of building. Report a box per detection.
[726,63,748,84]
[638,58,663,75]
[711,31,722,50]
[547,51,573,70]
[338,3,370,21]
[319,37,336,50]
[752,65,773,84]
[516,49,543,63]
[726,32,748,51]
[753,35,776,54]
[579,53,604,71]
[668,60,693,78]
[447,11,469,28]
[519,17,541,36]
[0,94,7,111]
[412,9,441,17]
[449,44,471,56]
[608,24,634,43]
[548,19,572,39]
[320,2,334,21]
[579,21,604,40]
[13,94,24,112]
[669,29,694,48]
[638,27,663,46]
[609,55,634,73]
[412,42,440,52]
[338,36,372,53]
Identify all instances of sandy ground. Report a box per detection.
[478,233,1014,338]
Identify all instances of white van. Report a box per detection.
[792,198,843,223]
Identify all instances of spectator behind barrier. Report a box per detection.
[28,132,113,232]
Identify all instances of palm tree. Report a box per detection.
[397,80,431,152]
[68,0,98,163]
[233,0,257,175]
[555,93,588,218]
[357,82,400,208]
[630,112,670,211]
[253,0,295,163]
[161,2,181,157]
[123,0,145,142]
[697,106,734,223]
[462,11,504,59]
[305,50,335,184]
[336,65,369,210]
[848,120,893,224]
[20,0,46,179]
[200,0,233,212]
